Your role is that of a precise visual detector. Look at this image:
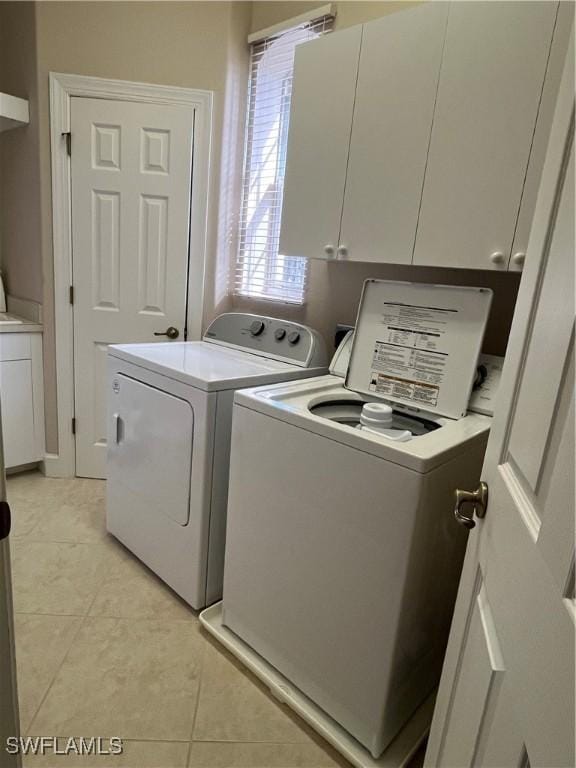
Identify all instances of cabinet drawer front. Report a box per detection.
[0,333,31,361]
[413,1,558,270]
[340,2,448,264]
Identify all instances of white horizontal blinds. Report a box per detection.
[234,15,333,304]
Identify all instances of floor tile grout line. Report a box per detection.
[24,526,115,733]
[187,634,208,745]
[24,613,87,734]
[14,611,90,618]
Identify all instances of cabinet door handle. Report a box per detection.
[337,244,348,259]
[490,251,506,265]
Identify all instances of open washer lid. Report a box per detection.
[345,280,493,420]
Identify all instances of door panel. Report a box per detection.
[439,582,505,768]
[426,32,574,767]
[110,375,193,526]
[506,143,574,487]
[339,2,447,264]
[71,97,194,478]
[279,25,361,259]
[413,1,558,270]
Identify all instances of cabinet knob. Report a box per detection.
[512,252,525,267]
[324,244,335,258]
[337,244,348,260]
[490,251,506,265]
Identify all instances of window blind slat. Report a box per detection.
[233,16,333,304]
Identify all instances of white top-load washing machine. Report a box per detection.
[201,281,502,765]
[106,313,327,609]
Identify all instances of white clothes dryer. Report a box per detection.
[106,313,327,609]
[201,281,502,765]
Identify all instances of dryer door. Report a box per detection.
[109,374,193,525]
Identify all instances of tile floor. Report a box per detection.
[6,470,426,768]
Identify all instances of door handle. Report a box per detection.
[154,326,179,340]
[113,413,124,444]
[454,481,488,529]
[0,501,11,540]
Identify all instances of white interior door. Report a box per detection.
[0,408,20,766]
[425,33,574,768]
[71,97,194,479]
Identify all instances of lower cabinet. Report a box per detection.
[0,333,45,469]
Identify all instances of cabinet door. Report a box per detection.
[339,3,448,264]
[0,360,36,469]
[413,1,558,271]
[509,2,573,272]
[279,25,361,260]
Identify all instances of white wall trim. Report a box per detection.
[48,72,213,477]
[248,3,336,44]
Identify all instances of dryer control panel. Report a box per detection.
[203,313,327,368]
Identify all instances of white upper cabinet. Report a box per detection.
[279,25,361,260]
[412,1,558,270]
[280,2,565,271]
[339,3,447,264]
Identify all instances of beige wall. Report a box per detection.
[250,0,423,33]
[235,0,520,354]
[0,1,43,304]
[1,1,251,453]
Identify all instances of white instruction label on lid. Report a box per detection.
[368,303,456,406]
[346,281,493,419]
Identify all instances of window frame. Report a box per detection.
[233,14,334,305]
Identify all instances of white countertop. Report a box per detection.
[0,313,42,333]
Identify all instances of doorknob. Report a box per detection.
[154,326,179,340]
[454,481,488,529]
[0,501,11,540]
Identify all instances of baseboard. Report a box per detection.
[5,462,41,476]
[42,453,74,478]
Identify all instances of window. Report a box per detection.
[234,15,333,304]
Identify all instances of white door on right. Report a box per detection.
[425,31,574,768]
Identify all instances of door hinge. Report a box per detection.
[69,285,74,305]
[71,417,76,435]
[63,131,71,156]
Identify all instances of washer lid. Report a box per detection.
[345,280,493,420]
[329,330,354,376]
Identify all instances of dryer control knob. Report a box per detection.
[287,331,301,345]
[250,320,265,336]
[274,328,286,341]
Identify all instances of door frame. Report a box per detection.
[47,72,213,478]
